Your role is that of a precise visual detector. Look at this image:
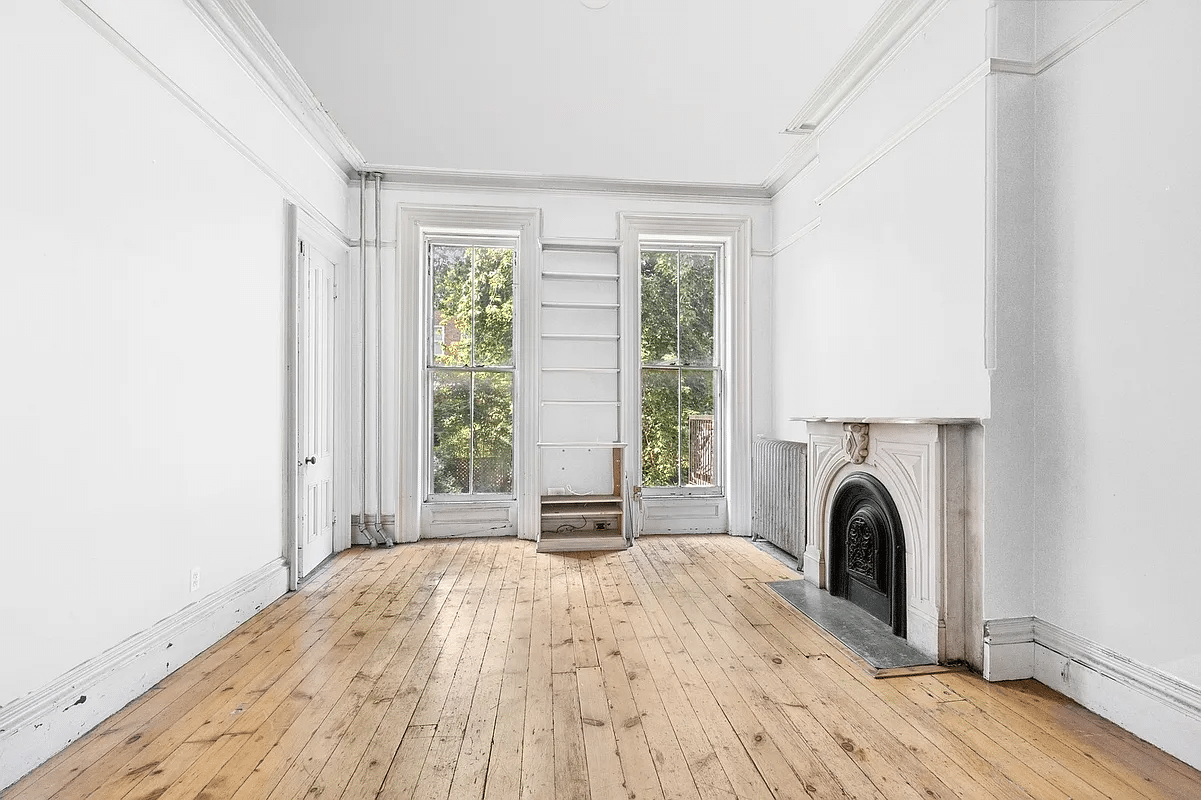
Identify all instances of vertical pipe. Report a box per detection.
[374,173,393,545]
[359,173,377,545]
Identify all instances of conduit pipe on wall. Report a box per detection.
[374,172,394,546]
[358,173,379,546]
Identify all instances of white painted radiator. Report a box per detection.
[751,437,806,559]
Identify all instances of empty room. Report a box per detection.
[2,0,1200,798]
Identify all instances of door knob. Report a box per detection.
[303,455,317,465]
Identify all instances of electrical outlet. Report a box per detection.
[190,568,201,593]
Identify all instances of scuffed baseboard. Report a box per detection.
[982,616,1035,681]
[984,615,1201,770]
[0,558,288,791]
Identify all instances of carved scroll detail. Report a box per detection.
[843,423,869,464]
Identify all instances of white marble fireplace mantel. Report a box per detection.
[797,418,977,663]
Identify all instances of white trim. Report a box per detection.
[0,559,288,792]
[982,616,1036,682]
[618,213,754,537]
[766,0,951,195]
[1035,618,1201,725]
[782,0,951,136]
[57,0,349,246]
[769,217,823,257]
[763,139,820,199]
[1034,622,1201,771]
[540,237,623,253]
[397,205,542,543]
[1032,0,1149,76]
[182,0,363,180]
[284,206,301,590]
[374,165,770,205]
[980,615,1201,769]
[814,60,991,206]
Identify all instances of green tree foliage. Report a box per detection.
[640,250,717,488]
[430,246,514,494]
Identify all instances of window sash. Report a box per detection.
[639,246,723,494]
[425,236,518,500]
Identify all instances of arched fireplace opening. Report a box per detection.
[829,472,906,638]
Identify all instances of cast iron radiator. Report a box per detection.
[751,437,806,559]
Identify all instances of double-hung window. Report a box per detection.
[639,246,721,494]
[427,239,516,498]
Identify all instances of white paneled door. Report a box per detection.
[298,240,335,578]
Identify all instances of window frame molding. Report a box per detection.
[619,213,754,536]
[398,205,542,541]
[637,243,725,498]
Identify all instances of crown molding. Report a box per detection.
[59,0,349,245]
[185,0,365,176]
[763,139,820,198]
[370,165,771,205]
[782,0,951,138]
[766,0,951,198]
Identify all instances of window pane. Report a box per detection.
[431,370,471,494]
[431,245,472,367]
[682,369,716,486]
[473,372,513,494]
[641,368,680,487]
[640,251,679,366]
[679,252,715,367]
[471,247,515,367]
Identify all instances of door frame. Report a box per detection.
[285,204,353,590]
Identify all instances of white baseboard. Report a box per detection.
[982,616,1036,681]
[0,559,288,792]
[983,615,1201,769]
[1034,620,1201,770]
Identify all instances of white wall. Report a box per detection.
[353,186,772,542]
[771,0,992,443]
[1034,0,1201,688]
[0,0,346,713]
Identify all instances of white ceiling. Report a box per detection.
[245,0,884,186]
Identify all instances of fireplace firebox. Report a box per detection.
[829,472,906,637]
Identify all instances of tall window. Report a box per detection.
[427,239,516,496]
[640,246,720,491]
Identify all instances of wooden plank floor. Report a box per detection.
[6,536,1201,800]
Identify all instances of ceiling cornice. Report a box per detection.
[782,0,950,137]
[368,165,772,205]
[765,0,950,197]
[184,0,366,176]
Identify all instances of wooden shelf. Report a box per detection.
[538,448,627,552]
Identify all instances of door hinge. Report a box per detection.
[299,240,306,255]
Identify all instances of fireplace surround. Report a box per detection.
[799,419,976,662]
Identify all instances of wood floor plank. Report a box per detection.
[47,551,407,800]
[595,554,702,800]
[7,536,1201,800]
[576,665,627,800]
[609,551,742,800]
[482,543,535,800]
[6,551,371,800]
[376,726,435,800]
[639,539,875,800]
[670,539,934,800]
[551,670,590,800]
[624,547,777,800]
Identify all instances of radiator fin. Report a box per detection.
[751,437,806,558]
